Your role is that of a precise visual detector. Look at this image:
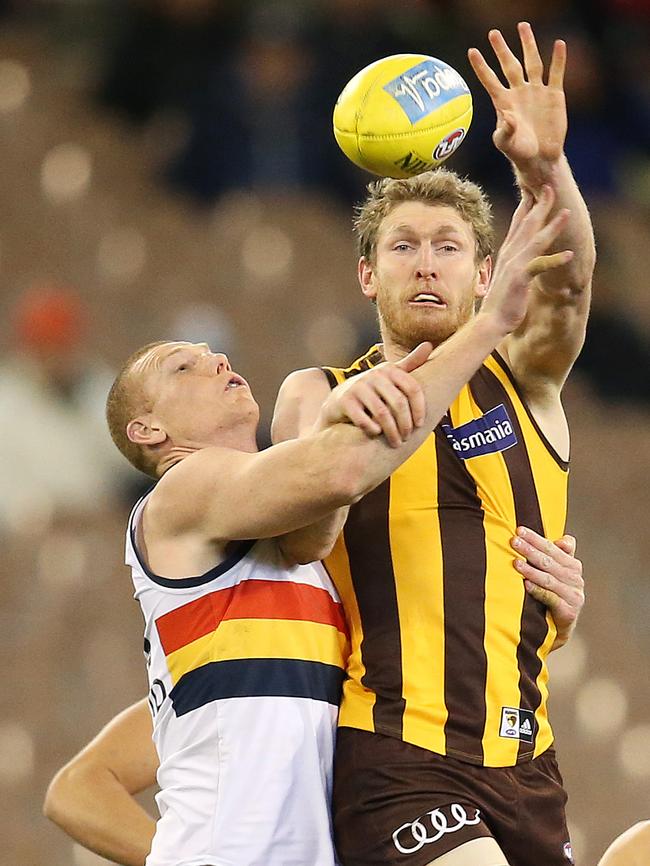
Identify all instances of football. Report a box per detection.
[333,54,472,179]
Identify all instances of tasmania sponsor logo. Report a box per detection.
[383,59,469,124]
[442,404,517,460]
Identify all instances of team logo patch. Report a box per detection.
[442,404,517,460]
[392,804,481,855]
[433,127,466,160]
[383,60,470,123]
[499,706,536,743]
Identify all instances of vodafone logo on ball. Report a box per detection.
[384,59,470,123]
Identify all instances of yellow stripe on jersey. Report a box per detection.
[166,619,348,686]
[388,440,448,754]
[323,347,569,767]
[326,535,376,732]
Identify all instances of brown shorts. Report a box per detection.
[333,728,574,866]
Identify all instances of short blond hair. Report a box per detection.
[354,168,494,264]
[106,341,167,478]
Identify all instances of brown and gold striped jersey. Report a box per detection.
[322,345,569,767]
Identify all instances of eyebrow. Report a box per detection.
[384,223,466,238]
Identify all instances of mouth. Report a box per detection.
[225,373,249,391]
[409,292,447,308]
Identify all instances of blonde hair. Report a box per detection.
[106,341,168,478]
[354,168,494,264]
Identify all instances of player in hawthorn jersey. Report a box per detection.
[44,174,578,865]
[272,23,595,866]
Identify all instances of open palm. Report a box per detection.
[468,22,568,168]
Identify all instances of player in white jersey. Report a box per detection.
[45,184,576,866]
[45,514,585,864]
[128,505,347,866]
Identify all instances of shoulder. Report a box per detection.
[272,367,333,443]
[277,367,332,398]
[145,447,248,536]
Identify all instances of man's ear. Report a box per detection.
[474,255,492,300]
[358,256,377,302]
[126,416,167,447]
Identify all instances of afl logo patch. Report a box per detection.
[433,127,466,160]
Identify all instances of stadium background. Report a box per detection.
[0,1,648,864]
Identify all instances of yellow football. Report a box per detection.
[333,54,472,179]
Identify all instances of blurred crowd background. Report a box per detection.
[0,1,648,864]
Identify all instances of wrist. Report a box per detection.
[515,154,567,193]
[472,309,511,347]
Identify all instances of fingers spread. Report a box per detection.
[488,28,525,86]
[518,21,544,83]
[467,47,505,99]
[548,39,567,89]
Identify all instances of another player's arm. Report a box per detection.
[598,821,650,866]
[148,190,568,546]
[44,699,157,866]
[272,363,426,563]
[469,23,596,393]
[511,527,584,650]
[271,368,351,563]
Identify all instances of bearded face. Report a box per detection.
[360,202,491,356]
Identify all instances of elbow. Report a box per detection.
[328,461,370,506]
[43,765,72,825]
[44,760,89,827]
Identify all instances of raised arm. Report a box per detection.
[469,22,596,393]
[44,699,157,866]
[151,188,570,546]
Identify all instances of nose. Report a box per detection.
[214,353,231,375]
[415,243,438,280]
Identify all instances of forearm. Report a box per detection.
[44,765,155,866]
[321,312,505,498]
[187,315,505,540]
[515,155,595,294]
[277,507,349,564]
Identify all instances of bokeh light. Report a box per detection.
[0,59,30,112]
[41,143,92,203]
